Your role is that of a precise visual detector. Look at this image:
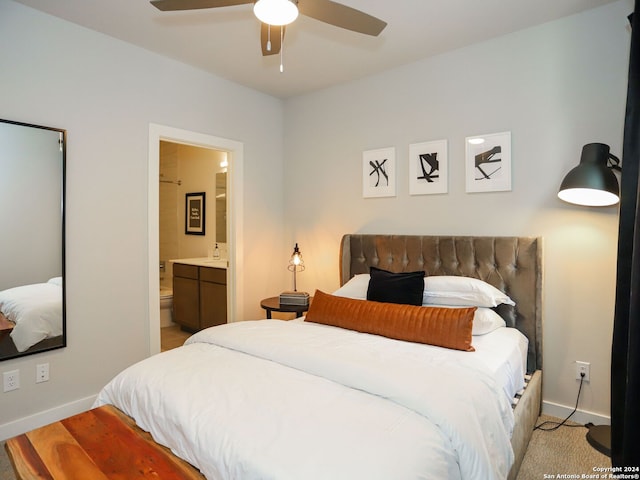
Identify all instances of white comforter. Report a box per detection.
[95,320,515,480]
[0,280,62,352]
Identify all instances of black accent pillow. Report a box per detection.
[366,267,425,306]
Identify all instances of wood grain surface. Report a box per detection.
[5,405,205,480]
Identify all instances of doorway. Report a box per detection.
[148,124,244,355]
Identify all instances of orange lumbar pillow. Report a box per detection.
[305,290,476,352]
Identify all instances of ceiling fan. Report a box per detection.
[150,0,387,58]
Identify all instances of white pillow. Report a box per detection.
[423,276,515,308]
[332,274,370,299]
[436,306,506,335]
[335,273,515,309]
[472,307,506,335]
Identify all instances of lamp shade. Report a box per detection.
[253,0,298,26]
[558,143,620,207]
[287,243,305,292]
[288,243,304,270]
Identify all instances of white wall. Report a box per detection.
[283,0,632,423]
[0,0,287,437]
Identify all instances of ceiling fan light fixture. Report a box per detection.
[254,0,298,26]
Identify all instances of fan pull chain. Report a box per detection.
[266,24,272,52]
[280,25,284,73]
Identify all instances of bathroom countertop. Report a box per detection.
[170,257,228,269]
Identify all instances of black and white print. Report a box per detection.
[409,140,448,195]
[363,147,396,198]
[465,132,512,193]
[185,192,206,235]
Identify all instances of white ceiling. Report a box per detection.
[13,0,619,98]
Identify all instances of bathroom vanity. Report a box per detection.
[171,258,227,332]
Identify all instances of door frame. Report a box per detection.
[148,123,244,355]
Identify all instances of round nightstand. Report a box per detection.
[260,296,312,319]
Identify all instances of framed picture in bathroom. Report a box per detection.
[185,192,206,235]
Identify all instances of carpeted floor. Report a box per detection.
[1,442,16,480]
[0,414,611,479]
[518,414,611,479]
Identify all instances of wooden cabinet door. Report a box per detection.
[173,276,199,331]
[200,280,227,328]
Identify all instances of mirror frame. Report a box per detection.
[215,172,227,244]
[0,118,66,361]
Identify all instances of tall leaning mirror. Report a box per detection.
[0,118,66,361]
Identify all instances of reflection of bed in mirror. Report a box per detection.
[0,277,63,354]
[0,118,66,361]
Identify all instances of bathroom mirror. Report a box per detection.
[0,118,66,361]
[215,172,227,244]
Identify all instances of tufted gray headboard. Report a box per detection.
[339,235,543,372]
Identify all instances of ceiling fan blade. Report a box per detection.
[260,23,285,56]
[150,0,252,12]
[298,0,387,36]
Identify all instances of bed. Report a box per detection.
[336,234,543,479]
[0,277,63,352]
[9,235,543,480]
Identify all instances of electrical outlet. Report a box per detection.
[576,361,590,382]
[3,370,20,392]
[36,363,49,383]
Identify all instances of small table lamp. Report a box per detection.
[280,243,310,306]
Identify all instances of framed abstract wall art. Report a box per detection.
[465,131,512,193]
[409,139,448,195]
[363,147,396,198]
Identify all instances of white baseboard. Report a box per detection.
[542,400,610,426]
[0,395,97,442]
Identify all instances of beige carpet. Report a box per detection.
[0,414,611,479]
[1,442,16,480]
[518,414,611,479]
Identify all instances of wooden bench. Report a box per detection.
[5,404,205,479]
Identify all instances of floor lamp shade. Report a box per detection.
[558,143,620,206]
